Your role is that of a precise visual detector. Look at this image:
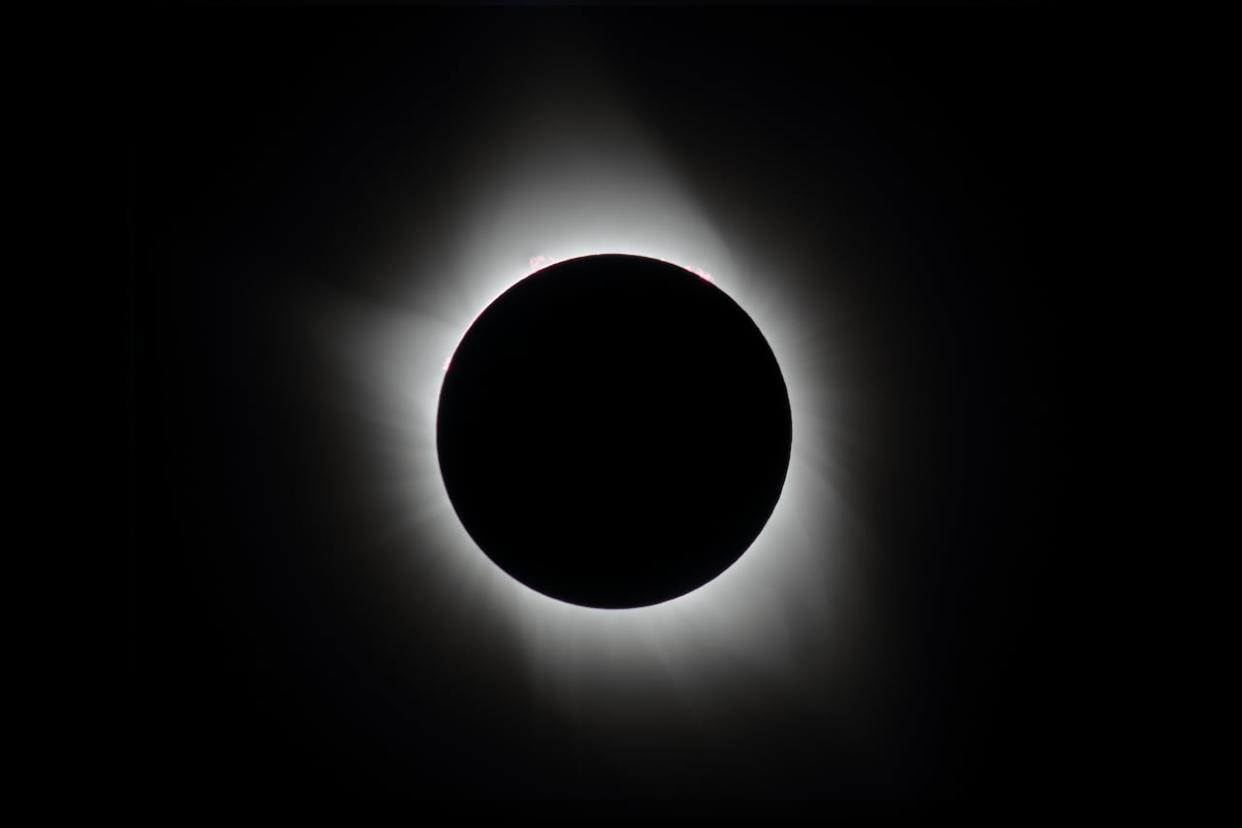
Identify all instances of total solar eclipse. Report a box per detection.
[436,254,793,609]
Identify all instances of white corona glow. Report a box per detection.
[313,79,858,713]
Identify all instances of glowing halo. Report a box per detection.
[310,86,861,715]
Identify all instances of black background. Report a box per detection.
[129,1,1082,810]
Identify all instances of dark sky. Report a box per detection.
[129,2,1082,810]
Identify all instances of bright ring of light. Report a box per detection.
[313,91,857,713]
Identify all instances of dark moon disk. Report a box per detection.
[436,254,792,609]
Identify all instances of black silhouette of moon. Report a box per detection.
[436,254,792,609]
